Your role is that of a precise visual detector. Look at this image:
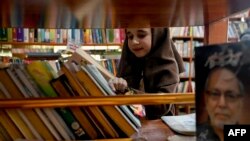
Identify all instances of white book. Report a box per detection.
[161,113,196,136]
[23,28,29,42]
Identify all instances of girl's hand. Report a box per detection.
[108,77,128,93]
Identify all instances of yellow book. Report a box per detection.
[0,121,12,141]
[0,87,23,140]
[0,110,23,140]
[61,64,119,138]
[0,82,34,139]
[75,64,137,137]
[26,61,90,140]
[51,75,98,139]
[0,68,55,140]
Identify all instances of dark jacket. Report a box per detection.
[117,28,185,119]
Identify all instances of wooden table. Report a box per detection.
[131,119,196,141]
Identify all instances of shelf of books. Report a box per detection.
[227,9,250,42]
[170,26,204,114]
[170,26,204,93]
[0,28,124,76]
[0,47,194,140]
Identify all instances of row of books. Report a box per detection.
[174,40,204,58]
[0,28,126,45]
[0,49,140,140]
[177,81,195,93]
[228,21,248,39]
[180,61,195,78]
[170,26,204,37]
[99,58,120,77]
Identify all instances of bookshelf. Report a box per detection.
[0,0,250,140]
[0,28,124,76]
[227,9,250,42]
[170,26,204,93]
[170,26,205,114]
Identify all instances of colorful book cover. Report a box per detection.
[195,41,250,141]
[50,75,98,139]
[26,61,90,140]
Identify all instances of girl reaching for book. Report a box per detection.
[108,27,185,120]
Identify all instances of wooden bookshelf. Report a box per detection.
[170,26,204,93]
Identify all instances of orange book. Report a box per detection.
[51,75,98,139]
[0,88,23,140]
[74,64,137,137]
[0,110,24,140]
[0,121,12,141]
[61,64,119,138]
[0,81,34,139]
[0,68,55,140]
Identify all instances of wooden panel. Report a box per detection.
[0,93,194,109]
[204,19,229,44]
[0,0,250,28]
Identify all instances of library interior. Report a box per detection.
[0,0,250,141]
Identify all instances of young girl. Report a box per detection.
[108,28,185,119]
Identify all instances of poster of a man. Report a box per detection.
[195,41,250,141]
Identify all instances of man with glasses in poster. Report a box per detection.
[197,66,245,141]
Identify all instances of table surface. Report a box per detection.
[131,119,196,141]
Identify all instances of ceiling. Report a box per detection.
[0,0,250,28]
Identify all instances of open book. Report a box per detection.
[161,113,196,136]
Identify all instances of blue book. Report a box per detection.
[16,27,24,42]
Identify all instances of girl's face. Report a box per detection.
[126,28,152,58]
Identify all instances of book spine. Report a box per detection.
[17,27,24,42]
[26,61,89,140]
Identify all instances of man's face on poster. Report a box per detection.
[205,68,243,129]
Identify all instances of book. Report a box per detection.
[0,81,35,139]
[161,113,196,135]
[195,41,250,140]
[84,64,141,128]
[12,66,71,141]
[17,27,24,42]
[0,28,8,41]
[68,48,115,80]
[60,63,119,138]
[50,75,98,139]
[0,110,24,140]
[0,121,12,141]
[26,61,90,140]
[7,65,61,140]
[72,62,138,137]
[0,69,46,139]
[15,64,69,140]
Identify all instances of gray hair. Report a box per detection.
[204,67,245,96]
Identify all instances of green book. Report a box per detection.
[26,61,90,140]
